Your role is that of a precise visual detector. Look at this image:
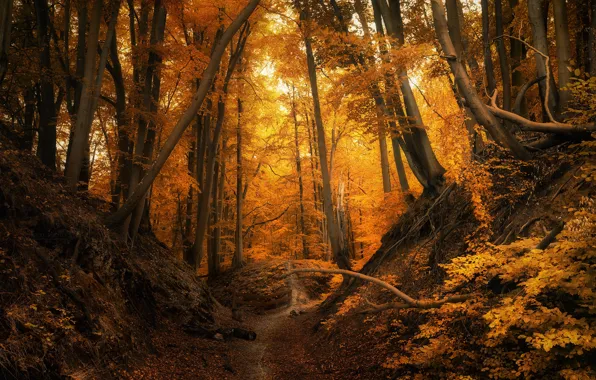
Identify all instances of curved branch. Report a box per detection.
[243,206,290,238]
[514,76,545,116]
[286,268,470,309]
[494,35,557,124]
[486,105,596,133]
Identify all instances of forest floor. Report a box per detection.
[123,260,339,379]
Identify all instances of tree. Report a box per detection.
[299,2,351,271]
[106,0,261,228]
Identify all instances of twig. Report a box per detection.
[412,81,446,121]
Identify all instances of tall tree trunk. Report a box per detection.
[66,0,121,190]
[553,0,571,110]
[107,31,129,211]
[129,0,167,240]
[431,0,531,160]
[528,0,559,118]
[292,88,309,259]
[481,0,497,96]
[445,0,483,153]
[509,0,527,117]
[377,0,447,195]
[495,0,512,116]
[209,145,223,278]
[589,0,596,76]
[234,97,244,268]
[300,6,351,271]
[34,0,58,170]
[190,22,250,269]
[185,123,197,240]
[106,0,259,227]
[378,122,392,193]
[0,0,13,85]
[390,139,410,193]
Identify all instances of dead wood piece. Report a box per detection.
[287,268,470,311]
[518,216,541,235]
[536,221,565,250]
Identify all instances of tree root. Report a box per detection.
[32,248,93,326]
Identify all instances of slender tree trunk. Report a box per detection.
[481,0,497,96]
[509,0,527,117]
[390,139,410,193]
[185,123,197,239]
[0,0,13,85]
[292,88,309,259]
[234,97,244,268]
[495,0,512,115]
[209,144,224,278]
[445,0,483,153]
[431,0,531,160]
[378,122,392,193]
[129,0,166,240]
[377,0,447,194]
[553,0,571,110]
[34,0,58,170]
[589,0,596,76]
[107,1,259,227]
[66,0,121,190]
[301,7,351,271]
[528,0,559,118]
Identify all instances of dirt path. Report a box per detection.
[229,261,324,379]
[123,261,333,379]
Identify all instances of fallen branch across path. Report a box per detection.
[286,268,471,311]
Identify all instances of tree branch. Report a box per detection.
[286,268,470,310]
[514,76,545,116]
[243,206,290,237]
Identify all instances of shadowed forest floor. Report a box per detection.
[123,261,336,379]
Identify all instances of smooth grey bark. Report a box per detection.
[300,6,351,271]
[553,0,571,110]
[106,0,260,227]
[431,0,531,160]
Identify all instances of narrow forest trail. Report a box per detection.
[124,260,335,379]
[229,261,326,379]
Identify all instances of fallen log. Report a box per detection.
[286,268,470,311]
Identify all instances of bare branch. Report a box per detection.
[514,76,545,115]
[286,268,470,310]
[494,34,557,124]
[486,105,596,133]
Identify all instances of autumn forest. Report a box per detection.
[0,0,595,378]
